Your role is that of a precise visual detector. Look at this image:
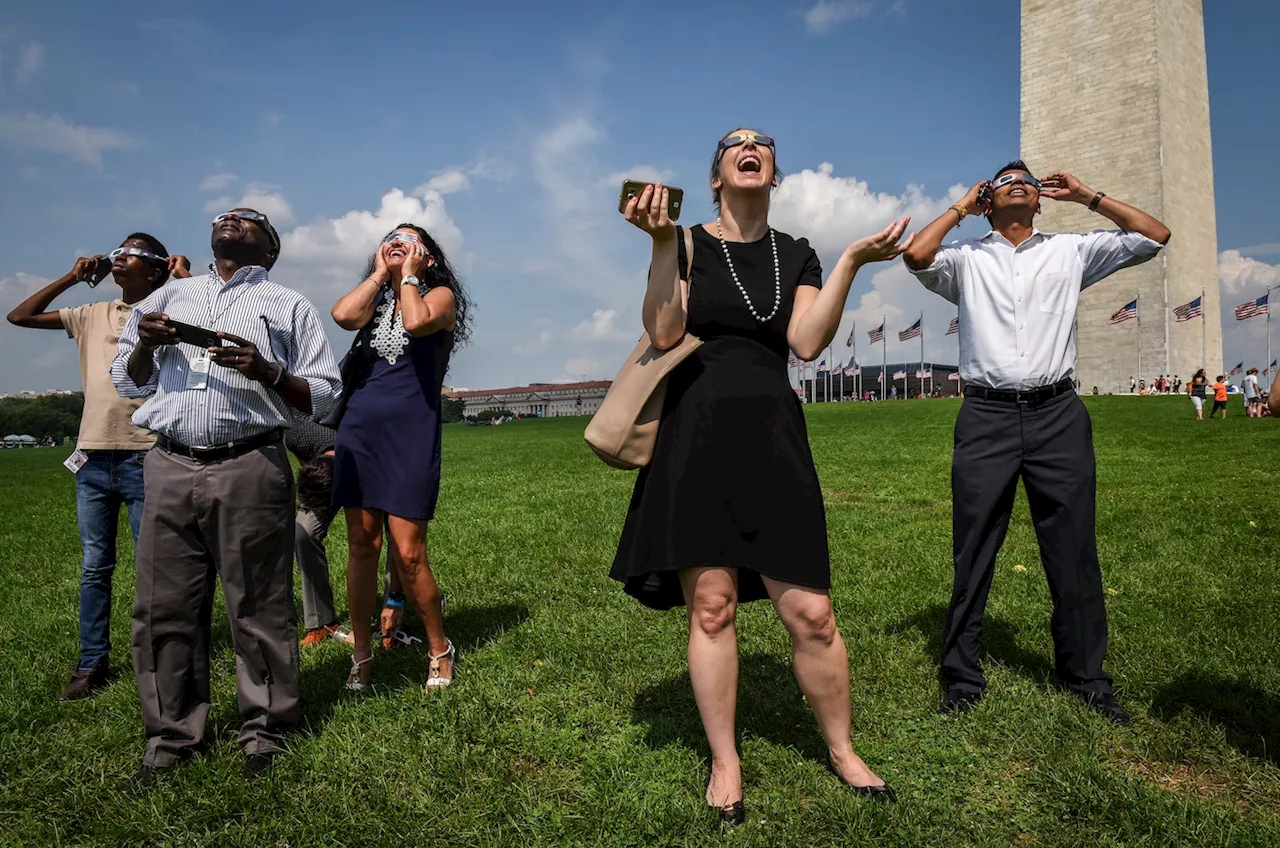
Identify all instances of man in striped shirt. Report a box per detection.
[111,208,341,787]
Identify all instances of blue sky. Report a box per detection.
[2,0,1278,394]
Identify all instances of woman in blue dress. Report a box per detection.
[331,224,471,691]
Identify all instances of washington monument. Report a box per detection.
[1021,0,1222,392]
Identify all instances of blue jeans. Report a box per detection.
[75,450,147,672]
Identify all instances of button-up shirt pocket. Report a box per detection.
[1035,272,1074,315]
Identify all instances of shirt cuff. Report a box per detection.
[303,375,336,419]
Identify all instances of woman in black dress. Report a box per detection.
[331,225,471,691]
[610,130,913,821]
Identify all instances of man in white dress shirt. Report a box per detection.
[904,161,1170,723]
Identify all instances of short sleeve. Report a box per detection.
[58,304,91,340]
[1077,229,1163,289]
[797,241,822,289]
[908,243,962,305]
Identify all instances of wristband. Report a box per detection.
[950,204,967,220]
[1088,191,1106,212]
[384,596,405,608]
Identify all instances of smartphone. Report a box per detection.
[164,319,230,349]
[85,258,112,288]
[619,180,683,221]
[976,181,993,206]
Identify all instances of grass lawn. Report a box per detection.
[1,395,1277,846]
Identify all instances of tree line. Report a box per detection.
[0,393,84,443]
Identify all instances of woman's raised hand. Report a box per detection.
[848,217,914,265]
[622,183,677,241]
[372,242,392,284]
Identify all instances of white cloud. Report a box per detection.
[202,181,295,227]
[557,356,603,382]
[199,172,237,191]
[805,0,875,34]
[419,168,470,195]
[0,272,51,300]
[1218,250,1280,296]
[15,42,43,88]
[0,112,134,167]
[1231,242,1280,258]
[276,187,465,306]
[513,330,554,356]
[570,308,632,343]
[770,162,963,256]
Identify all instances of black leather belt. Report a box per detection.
[966,378,1075,405]
[156,429,283,463]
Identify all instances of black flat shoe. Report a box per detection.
[117,764,159,795]
[709,800,746,826]
[1080,692,1131,725]
[245,751,279,776]
[847,782,898,804]
[938,688,982,715]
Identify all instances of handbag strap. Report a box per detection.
[679,225,694,283]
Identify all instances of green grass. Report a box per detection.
[1,396,1278,846]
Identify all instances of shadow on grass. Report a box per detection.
[204,602,530,742]
[885,602,1057,690]
[631,651,829,763]
[1150,672,1280,765]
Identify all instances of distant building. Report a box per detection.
[446,380,611,418]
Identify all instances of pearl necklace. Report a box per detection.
[716,217,781,323]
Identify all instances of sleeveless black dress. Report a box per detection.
[609,224,830,610]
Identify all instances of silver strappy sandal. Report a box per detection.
[345,654,373,691]
[424,640,456,690]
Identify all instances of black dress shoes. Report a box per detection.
[117,764,159,794]
[1081,692,1131,725]
[710,800,746,826]
[245,751,280,776]
[938,688,982,715]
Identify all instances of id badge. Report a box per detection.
[64,449,89,474]
[187,353,210,391]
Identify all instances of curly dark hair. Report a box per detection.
[297,454,334,513]
[985,160,1037,226]
[360,223,472,354]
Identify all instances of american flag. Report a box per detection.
[923,366,933,378]
[914,369,925,378]
[899,318,922,341]
[831,364,843,376]
[947,372,960,382]
[892,369,907,380]
[1173,296,1202,323]
[946,316,959,336]
[1235,294,1269,320]
[787,351,798,367]
[868,323,884,344]
[845,323,856,347]
[1266,359,1278,376]
[1108,299,1138,324]
[1229,361,1243,377]
[817,358,826,370]
[849,357,860,374]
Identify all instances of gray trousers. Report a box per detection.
[295,507,338,630]
[131,443,300,768]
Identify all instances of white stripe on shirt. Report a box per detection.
[111,265,342,446]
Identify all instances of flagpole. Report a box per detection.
[1137,292,1142,387]
[853,324,859,400]
[1200,286,1205,373]
[881,314,886,401]
[919,311,925,399]
[826,344,833,402]
[1268,286,1275,386]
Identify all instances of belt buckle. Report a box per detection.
[1015,388,1032,404]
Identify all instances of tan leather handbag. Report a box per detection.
[585,227,700,469]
